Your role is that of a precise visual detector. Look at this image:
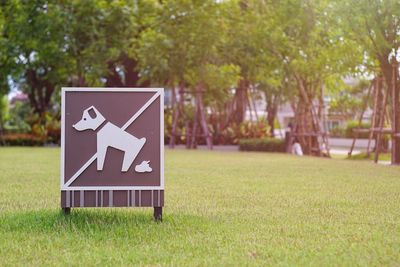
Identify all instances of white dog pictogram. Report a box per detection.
[73,106,147,172]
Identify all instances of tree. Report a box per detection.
[1,0,139,119]
[60,0,135,87]
[1,0,69,116]
[0,8,10,142]
[138,0,239,149]
[263,0,360,154]
[336,0,400,163]
[103,1,156,87]
[222,0,269,125]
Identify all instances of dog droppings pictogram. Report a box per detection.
[73,105,148,172]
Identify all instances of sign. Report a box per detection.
[61,88,164,219]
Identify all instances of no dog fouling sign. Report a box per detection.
[61,88,164,219]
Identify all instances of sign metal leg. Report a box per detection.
[154,207,162,221]
[62,207,71,215]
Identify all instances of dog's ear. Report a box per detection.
[86,106,97,119]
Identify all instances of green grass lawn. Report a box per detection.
[347,152,392,162]
[1,148,400,266]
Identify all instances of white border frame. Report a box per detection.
[60,87,164,191]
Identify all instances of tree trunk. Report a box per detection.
[293,75,321,155]
[389,60,400,164]
[105,54,144,87]
[374,76,389,163]
[318,85,324,120]
[0,114,4,145]
[379,57,400,164]
[105,61,124,87]
[250,89,259,121]
[191,102,199,149]
[266,95,278,137]
[221,100,234,131]
[121,54,142,86]
[376,76,389,154]
[185,121,191,149]
[170,85,185,148]
[77,75,86,87]
[197,85,213,149]
[233,78,248,124]
[26,68,55,116]
[169,87,179,148]
[247,95,254,121]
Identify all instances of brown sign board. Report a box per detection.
[60,88,164,218]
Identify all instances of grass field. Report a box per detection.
[346,152,392,161]
[1,147,400,266]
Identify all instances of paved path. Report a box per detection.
[166,145,394,165]
[168,145,360,155]
[166,145,239,151]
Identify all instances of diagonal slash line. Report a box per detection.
[64,92,160,188]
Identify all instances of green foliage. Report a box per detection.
[0,9,11,98]
[163,107,173,144]
[237,120,270,140]
[4,101,31,133]
[1,0,398,148]
[61,0,136,86]
[187,64,241,106]
[329,125,346,138]
[345,120,371,138]
[216,119,271,145]
[335,0,400,68]
[138,0,235,98]
[1,0,140,116]
[42,112,61,144]
[4,100,60,144]
[0,95,8,124]
[238,138,286,152]
[329,94,363,118]
[329,79,372,117]
[2,0,70,92]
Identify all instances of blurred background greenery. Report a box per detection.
[0,0,399,154]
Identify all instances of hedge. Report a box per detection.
[345,121,371,138]
[238,138,286,152]
[2,134,45,146]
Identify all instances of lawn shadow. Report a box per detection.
[0,208,209,236]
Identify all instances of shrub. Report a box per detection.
[329,126,346,138]
[345,121,371,138]
[3,101,32,134]
[2,134,45,146]
[45,115,61,145]
[215,119,271,145]
[238,120,270,140]
[238,138,285,152]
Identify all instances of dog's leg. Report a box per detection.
[121,149,137,172]
[121,137,146,172]
[97,142,108,171]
